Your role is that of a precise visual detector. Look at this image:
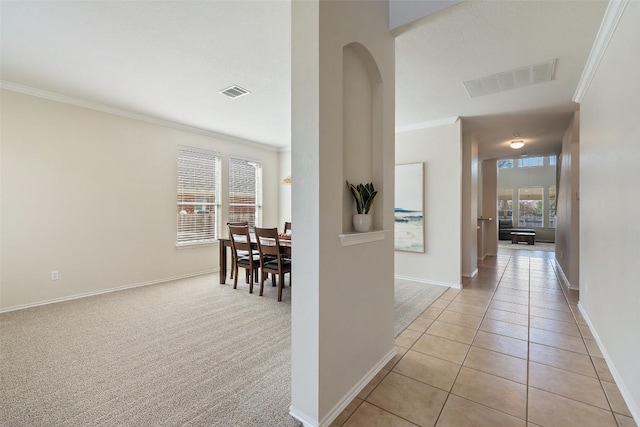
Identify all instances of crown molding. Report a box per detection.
[396,116,459,133]
[573,0,628,103]
[0,80,280,152]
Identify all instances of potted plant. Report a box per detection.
[347,181,378,232]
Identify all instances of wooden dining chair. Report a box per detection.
[283,221,292,234]
[228,224,260,293]
[254,227,291,302]
[227,221,248,280]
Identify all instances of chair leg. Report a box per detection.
[271,274,276,287]
[277,273,283,302]
[259,269,265,296]
[248,268,254,294]
[233,266,239,289]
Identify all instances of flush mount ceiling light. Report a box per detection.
[510,141,525,149]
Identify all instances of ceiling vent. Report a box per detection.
[463,59,557,98]
[219,85,251,99]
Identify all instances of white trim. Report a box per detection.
[0,269,217,313]
[338,230,387,246]
[462,268,478,278]
[552,259,577,290]
[0,80,280,152]
[324,347,396,427]
[578,303,640,423]
[573,0,628,103]
[288,407,318,427]
[289,347,396,427]
[394,275,461,289]
[396,116,459,133]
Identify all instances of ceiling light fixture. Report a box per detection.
[510,141,525,149]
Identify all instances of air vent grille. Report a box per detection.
[219,85,251,99]
[463,59,556,98]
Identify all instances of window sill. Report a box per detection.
[338,230,387,247]
[176,241,219,249]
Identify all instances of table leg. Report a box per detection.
[219,241,228,284]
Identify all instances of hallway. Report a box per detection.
[332,255,635,426]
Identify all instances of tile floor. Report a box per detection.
[331,255,637,427]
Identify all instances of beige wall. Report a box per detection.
[0,90,279,310]
[291,1,395,425]
[395,122,462,287]
[461,131,478,276]
[555,113,579,288]
[579,1,640,419]
[278,148,291,229]
[480,159,498,256]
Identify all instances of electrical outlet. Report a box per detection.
[51,271,59,281]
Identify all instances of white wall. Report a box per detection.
[291,1,395,425]
[579,1,640,420]
[0,89,279,310]
[395,122,462,288]
[555,113,579,288]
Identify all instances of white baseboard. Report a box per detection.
[578,303,639,423]
[289,347,396,427]
[552,259,577,290]
[395,275,461,289]
[462,268,478,279]
[0,269,218,313]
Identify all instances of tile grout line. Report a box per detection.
[431,255,513,425]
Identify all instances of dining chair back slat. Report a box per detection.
[228,224,260,293]
[226,221,248,280]
[254,227,291,302]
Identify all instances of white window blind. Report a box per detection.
[229,157,262,227]
[177,146,221,246]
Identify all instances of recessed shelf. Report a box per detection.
[338,230,387,246]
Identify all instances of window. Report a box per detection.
[548,155,557,166]
[497,188,513,220]
[549,185,557,228]
[229,157,262,227]
[518,187,543,227]
[177,146,221,246]
[519,156,544,167]
[498,159,513,169]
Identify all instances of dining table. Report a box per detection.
[218,234,291,284]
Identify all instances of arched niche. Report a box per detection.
[342,42,384,232]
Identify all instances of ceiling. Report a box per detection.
[1,1,607,158]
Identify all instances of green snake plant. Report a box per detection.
[347,181,378,214]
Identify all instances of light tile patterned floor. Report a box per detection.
[331,255,637,427]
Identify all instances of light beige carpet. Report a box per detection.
[394,279,447,337]
[1,274,446,426]
[0,275,299,427]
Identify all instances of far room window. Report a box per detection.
[498,188,513,220]
[548,155,557,166]
[549,185,557,228]
[498,159,513,169]
[519,156,544,167]
[177,146,221,246]
[518,187,543,227]
[229,157,262,227]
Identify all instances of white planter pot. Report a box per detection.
[352,214,372,232]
